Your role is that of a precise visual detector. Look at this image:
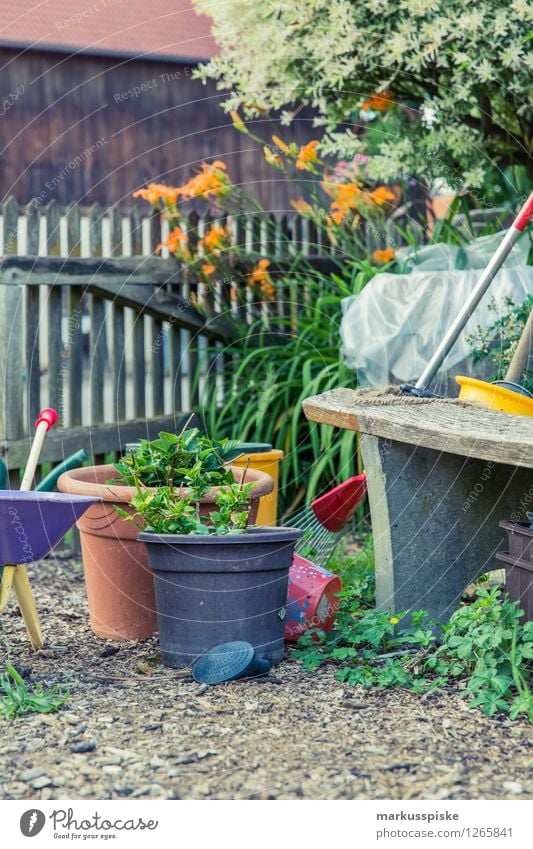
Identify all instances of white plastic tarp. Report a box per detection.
[340,231,533,386]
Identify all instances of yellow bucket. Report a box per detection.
[232,448,284,526]
[456,376,533,417]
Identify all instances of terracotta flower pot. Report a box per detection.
[57,464,274,641]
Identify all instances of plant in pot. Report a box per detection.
[118,472,302,669]
[57,428,274,641]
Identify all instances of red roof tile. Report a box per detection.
[0,0,217,61]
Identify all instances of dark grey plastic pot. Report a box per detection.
[138,527,303,668]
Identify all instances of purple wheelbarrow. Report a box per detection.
[0,491,99,649]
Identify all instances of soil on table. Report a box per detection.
[0,556,532,801]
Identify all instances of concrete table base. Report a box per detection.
[361,433,532,623]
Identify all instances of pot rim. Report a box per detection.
[138,525,303,545]
[58,463,274,504]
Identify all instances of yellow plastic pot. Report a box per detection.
[232,448,284,526]
[456,376,533,417]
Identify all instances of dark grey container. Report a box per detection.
[138,527,303,668]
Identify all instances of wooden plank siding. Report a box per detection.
[0,47,318,213]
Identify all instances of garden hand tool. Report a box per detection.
[285,473,367,566]
[0,408,58,650]
[402,191,533,399]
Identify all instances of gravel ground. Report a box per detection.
[0,557,532,801]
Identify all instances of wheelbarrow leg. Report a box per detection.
[0,565,16,614]
[12,566,44,651]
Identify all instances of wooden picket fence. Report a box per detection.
[0,198,341,485]
[0,193,427,486]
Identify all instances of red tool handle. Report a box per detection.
[311,473,367,532]
[513,191,533,232]
[35,408,59,431]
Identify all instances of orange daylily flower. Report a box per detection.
[329,205,347,225]
[230,110,247,133]
[248,259,276,302]
[210,160,227,171]
[175,161,231,201]
[291,198,313,215]
[361,92,393,112]
[272,134,291,154]
[202,262,216,277]
[368,186,395,206]
[133,182,179,205]
[248,258,271,286]
[372,247,396,264]
[200,224,230,254]
[260,281,276,301]
[156,225,189,255]
[296,140,320,171]
[264,146,284,169]
[336,182,362,210]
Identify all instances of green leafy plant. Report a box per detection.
[196,0,533,187]
[210,481,255,534]
[0,663,69,720]
[468,296,533,392]
[117,480,256,536]
[295,543,533,722]
[111,429,238,492]
[429,588,533,720]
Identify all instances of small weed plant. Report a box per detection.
[295,541,533,722]
[0,663,69,720]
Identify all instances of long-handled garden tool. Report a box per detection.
[286,473,367,565]
[0,409,59,649]
[401,190,533,409]
[0,412,96,650]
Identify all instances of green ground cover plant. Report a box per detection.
[0,663,69,720]
[295,540,533,722]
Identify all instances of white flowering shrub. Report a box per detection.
[195,0,533,188]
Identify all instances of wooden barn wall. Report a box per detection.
[0,48,317,212]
